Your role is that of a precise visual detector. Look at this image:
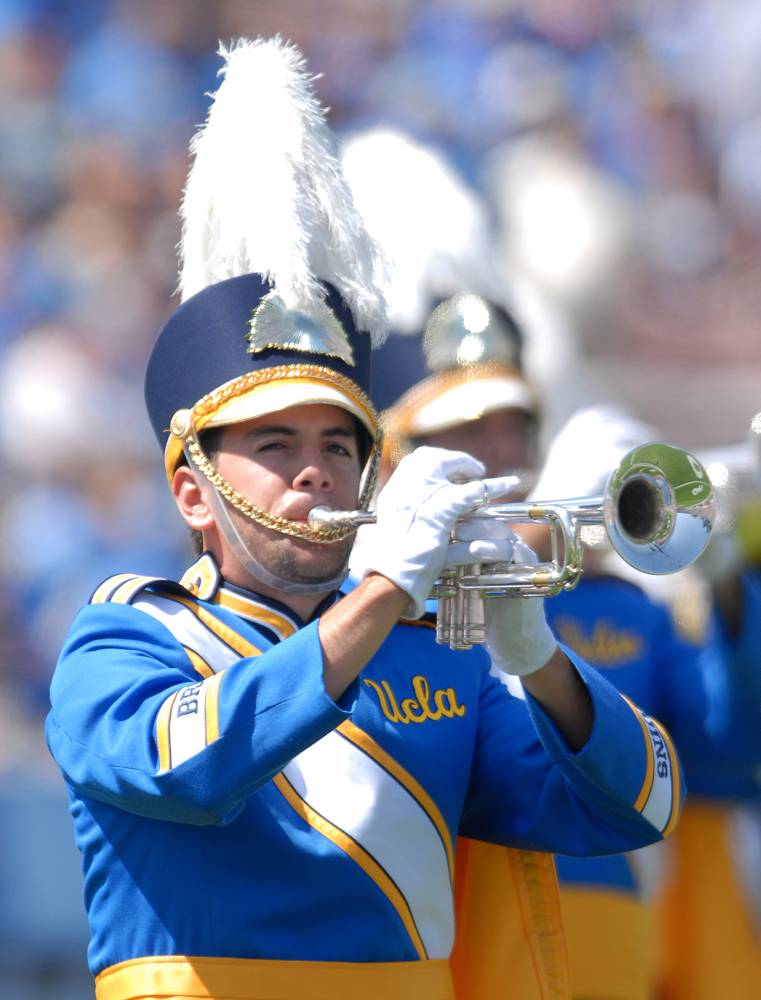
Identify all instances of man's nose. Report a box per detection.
[293,454,333,492]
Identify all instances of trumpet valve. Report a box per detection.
[463,568,486,646]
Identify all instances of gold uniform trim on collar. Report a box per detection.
[180,555,298,642]
[214,588,298,641]
[180,554,221,601]
[165,593,262,660]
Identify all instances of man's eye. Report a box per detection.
[325,442,351,457]
[257,441,286,452]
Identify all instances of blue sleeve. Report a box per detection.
[646,606,729,784]
[719,570,761,708]
[460,647,683,855]
[45,602,356,826]
[691,569,761,800]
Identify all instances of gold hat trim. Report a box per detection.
[385,362,537,436]
[164,364,378,483]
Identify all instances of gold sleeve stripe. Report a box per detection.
[90,574,138,605]
[621,694,655,813]
[204,672,224,745]
[273,771,427,960]
[182,646,214,679]
[156,690,179,773]
[215,590,297,639]
[655,717,682,837]
[338,719,454,880]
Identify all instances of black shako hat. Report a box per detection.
[142,37,386,486]
[146,273,375,483]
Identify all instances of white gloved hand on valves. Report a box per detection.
[441,515,520,570]
[484,537,558,677]
[362,447,518,618]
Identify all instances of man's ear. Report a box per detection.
[172,466,215,533]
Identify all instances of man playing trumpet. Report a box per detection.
[47,38,684,1000]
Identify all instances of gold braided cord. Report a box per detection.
[179,364,381,544]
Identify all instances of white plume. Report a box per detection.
[341,128,507,334]
[179,37,387,344]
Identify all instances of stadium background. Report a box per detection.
[1,1,760,995]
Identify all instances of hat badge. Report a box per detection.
[247,290,355,367]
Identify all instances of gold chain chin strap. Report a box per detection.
[173,367,381,544]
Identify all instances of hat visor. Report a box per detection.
[165,373,377,481]
[409,376,536,438]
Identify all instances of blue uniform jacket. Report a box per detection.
[46,557,681,977]
[545,573,760,895]
[711,567,761,801]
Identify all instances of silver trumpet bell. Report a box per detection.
[309,443,716,650]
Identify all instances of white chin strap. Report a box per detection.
[204,480,349,597]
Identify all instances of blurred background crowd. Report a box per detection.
[1,0,761,995]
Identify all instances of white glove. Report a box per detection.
[362,447,518,618]
[441,499,520,569]
[532,405,655,501]
[484,538,558,676]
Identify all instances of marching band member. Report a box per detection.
[528,407,736,1000]
[656,461,761,1000]
[46,38,683,1000]
[371,304,741,1000]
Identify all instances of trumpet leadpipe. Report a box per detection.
[307,505,377,531]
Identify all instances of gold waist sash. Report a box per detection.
[95,955,455,1000]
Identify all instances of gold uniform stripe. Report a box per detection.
[272,771,428,961]
[338,719,454,880]
[204,672,224,745]
[91,573,138,605]
[109,575,160,605]
[163,593,262,659]
[183,646,214,679]
[156,691,179,773]
[656,717,682,837]
[215,590,297,639]
[94,954,455,1000]
[621,695,655,813]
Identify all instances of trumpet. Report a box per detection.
[309,443,716,650]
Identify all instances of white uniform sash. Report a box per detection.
[117,582,455,960]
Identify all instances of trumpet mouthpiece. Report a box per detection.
[307,506,376,529]
[307,505,340,529]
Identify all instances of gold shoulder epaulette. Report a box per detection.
[90,573,170,607]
